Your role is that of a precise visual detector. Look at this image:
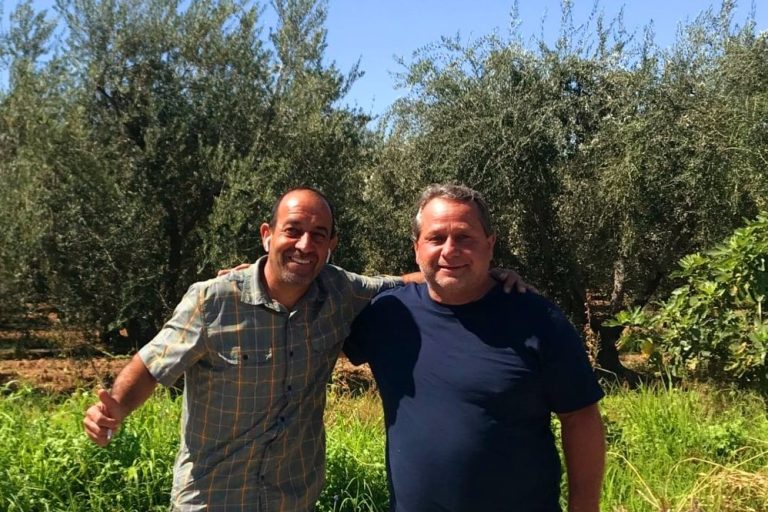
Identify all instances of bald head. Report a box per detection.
[269,187,336,237]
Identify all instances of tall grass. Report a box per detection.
[600,384,768,511]
[0,382,766,511]
[0,385,178,511]
[319,387,388,512]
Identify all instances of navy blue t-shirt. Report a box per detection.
[344,283,604,512]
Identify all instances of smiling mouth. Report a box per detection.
[287,254,313,265]
[439,264,467,271]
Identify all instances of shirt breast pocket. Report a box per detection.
[200,330,276,418]
[213,331,274,369]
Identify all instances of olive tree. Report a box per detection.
[358,2,768,379]
[0,0,60,327]
[1,0,373,349]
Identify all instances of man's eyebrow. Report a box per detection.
[282,219,331,234]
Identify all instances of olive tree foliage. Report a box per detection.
[560,6,768,371]
[0,0,372,346]
[0,0,60,325]
[203,0,374,272]
[44,0,275,342]
[359,2,768,376]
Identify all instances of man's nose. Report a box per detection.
[441,237,459,256]
[295,232,313,251]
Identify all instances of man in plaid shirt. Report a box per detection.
[83,187,525,511]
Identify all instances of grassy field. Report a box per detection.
[1,380,766,511]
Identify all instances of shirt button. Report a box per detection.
[289,350,294,357]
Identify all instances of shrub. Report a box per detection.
[611,213,768,390]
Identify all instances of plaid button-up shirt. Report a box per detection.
[139,257,400,511]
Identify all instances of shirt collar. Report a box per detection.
[240,256,325,308]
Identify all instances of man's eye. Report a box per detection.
[285,228,301,237]
[311,233,328,243]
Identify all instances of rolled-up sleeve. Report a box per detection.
[138,282,209,387]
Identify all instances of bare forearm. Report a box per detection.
[110,353,159,421]
[400,271,424,284]
[559,404,606,512]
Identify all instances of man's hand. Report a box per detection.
[83,354,158,446]
[217,262,252,277]
[489,268,538,294]
[83,389,126,446]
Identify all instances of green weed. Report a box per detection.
[0,382,766,511]
[600,383,768,511]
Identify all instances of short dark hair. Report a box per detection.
[411,184,493,241]
[269,187,337,237]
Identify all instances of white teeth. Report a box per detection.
[290,256,310,264]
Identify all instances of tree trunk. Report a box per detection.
[587,258,641,384]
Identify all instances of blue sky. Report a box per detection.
[2,0,766,119]
[322,0,767,118]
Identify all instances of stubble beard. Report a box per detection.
[280,268,315,286]
[278,257,319,287]
[421,263,491,305]
[421,264,470,302]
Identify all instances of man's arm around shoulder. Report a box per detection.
[558,403,606,512]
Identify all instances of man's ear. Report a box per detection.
[330,235,339,252]
[260,223,272,253]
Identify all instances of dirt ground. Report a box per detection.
[0,309,642,395]
[0,354,372,395]
[0,352,649,395]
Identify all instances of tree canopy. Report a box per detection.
[355,2,768,375]
[0,0,765,379]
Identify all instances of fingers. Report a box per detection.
[497,269,540,295]
[501,271,520,294]
[499,272,512,293]
[217,262,252,277]
[83,390,121,446]
[490,267,539,294]
[521,282,540,294]
[84,404,119,446]
[97,388,121,412]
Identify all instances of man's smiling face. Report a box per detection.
[414,197,496,305]
[261,189,337,289]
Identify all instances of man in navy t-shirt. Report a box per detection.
[344,184,605,512]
